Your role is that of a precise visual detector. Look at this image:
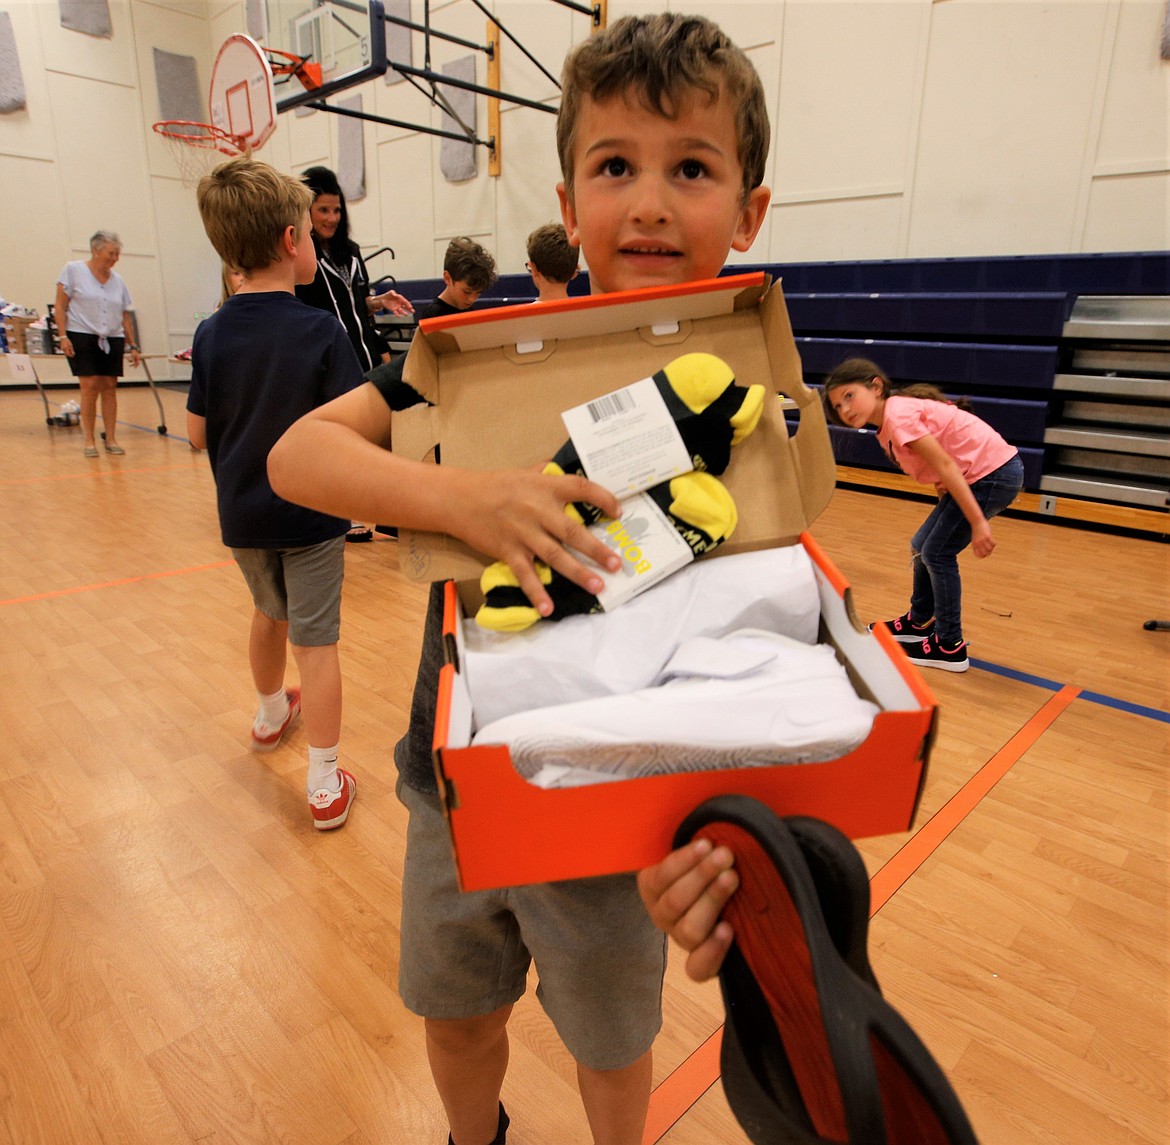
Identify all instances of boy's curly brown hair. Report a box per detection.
[556,13,770,203]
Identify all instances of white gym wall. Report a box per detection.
[0,0,1167,363]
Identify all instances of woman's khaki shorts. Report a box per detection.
[396,779,667,1072]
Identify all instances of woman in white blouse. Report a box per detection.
[55,230,140,457]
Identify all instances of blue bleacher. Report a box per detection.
[783,292,1074,340]
[733,251,1170,295]
[762,250,1169,494]
[796,336,1059,391]
[385,250,1169,501]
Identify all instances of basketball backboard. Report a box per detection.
[265,0,387,112]
[209,34,277,150]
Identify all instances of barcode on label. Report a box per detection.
[586,389,634,423]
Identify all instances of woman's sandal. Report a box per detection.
[674,796,978,1145]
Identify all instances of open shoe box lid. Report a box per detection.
[388,272,936,890]
[393,272,836,600]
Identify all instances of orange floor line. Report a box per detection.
[642,683,1081,1143]
[0,559,236,607]
[642,1028,723,1143]
[869,683,1081,911]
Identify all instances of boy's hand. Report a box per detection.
[637,839,739,983]
[455,466,623,617]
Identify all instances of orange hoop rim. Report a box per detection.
[262,46,323,89]
[153,120,246,155]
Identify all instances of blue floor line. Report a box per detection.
[1077,689,1170,724]
[972,658,1170,723]
[969,658,1064,691]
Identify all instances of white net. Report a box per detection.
[154,121,245,187]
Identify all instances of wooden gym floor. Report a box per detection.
[1,383,1167,1144]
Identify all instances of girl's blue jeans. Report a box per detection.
[908,455,1024,646]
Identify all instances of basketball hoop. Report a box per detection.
[153,120,247,187]
[263,46,323,91]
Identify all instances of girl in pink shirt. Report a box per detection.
[823,358,1023,672]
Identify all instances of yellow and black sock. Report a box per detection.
[474,472,738,632]
[551,352,763,528]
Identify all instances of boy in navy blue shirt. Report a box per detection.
[188,156,364,829]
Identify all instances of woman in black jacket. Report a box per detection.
[297,166,413,373]
[299,167,414,541]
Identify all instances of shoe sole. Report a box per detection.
[312,771,356,829]
[910,658,970,673]
[674,796,977,1144]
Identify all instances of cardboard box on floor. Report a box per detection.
[392,272,937,891]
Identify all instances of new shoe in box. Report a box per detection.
[391,272,937,891]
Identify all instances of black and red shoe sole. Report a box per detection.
[674,796,978,1145]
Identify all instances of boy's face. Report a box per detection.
[557,90,770,295]
[293,211,318,286]
[441,271,482,310]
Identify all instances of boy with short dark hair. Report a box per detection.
[525,222,579,301]
[189,155,364,830]
[269,13,771,1142]
[418,236,499,318]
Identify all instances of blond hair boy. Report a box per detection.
[189,156,367,830]
[269,14,771,1143]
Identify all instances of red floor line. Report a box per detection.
[0,559,236,607]
[0,461,201,487]
[642,683,1081,1143]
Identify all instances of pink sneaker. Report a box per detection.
[309,768,356,830]
[250,688,302,752]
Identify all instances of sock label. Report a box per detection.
[588,490,695,612]
[561,378,693,497]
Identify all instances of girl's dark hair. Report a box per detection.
[821,357,892,426]
[895,382,973,411]
[301,165,355,262]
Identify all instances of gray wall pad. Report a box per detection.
[439,55,477,183]
[246,0,265,43]
[385,0,410,85]
[153,49,203,125]
[59,0,111,37]
[0,12,26,113]
[337,93,365,201]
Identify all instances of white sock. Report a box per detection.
[256,688,289,730]
[307,745,341,794]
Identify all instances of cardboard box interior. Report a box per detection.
[384,273,937,889]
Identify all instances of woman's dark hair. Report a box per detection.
[301,165,354,262]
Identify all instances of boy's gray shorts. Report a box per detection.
[396,779,667,1071]
[232,536,345,647]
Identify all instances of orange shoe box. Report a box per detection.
[391,273,937,891]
